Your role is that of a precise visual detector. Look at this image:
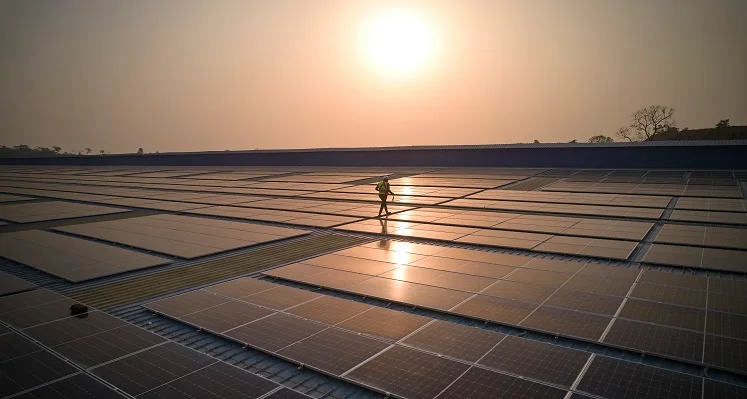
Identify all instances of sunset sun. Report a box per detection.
[360,9,435,75]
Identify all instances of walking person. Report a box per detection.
[376,177,395,216]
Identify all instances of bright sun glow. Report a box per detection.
[360,9,435,75]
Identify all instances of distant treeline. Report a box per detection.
[0,145,109,158]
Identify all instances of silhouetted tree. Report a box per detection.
[588,135,614,143]
[616,105,676,142]
[99,150,105,154]
[52,146,62,153]
[533,140,540,143]
[568,139,577,143]
[84,147,92,154]
[716,119,730,128]
[137,148,144,154]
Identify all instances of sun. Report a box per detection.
[360,9,435,75]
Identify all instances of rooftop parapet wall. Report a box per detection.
[2,141,747,169]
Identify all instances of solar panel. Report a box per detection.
[482,280,556,304]
[437,366,568,399]
[706,310,747,340]
[13,373,124,399]
[91,342,217,396]
[277,327,390,376]
[138,361,277,399]
[520,306,611,340]
[0,288,69,314]
[618,299,705,331]
[703,379,747,399]
[179,300,274,333]
[0,200,126,223]
[0,230,171,282]
[0,297,79,329]
[286,295,373,325]
[524,258,587,273]
[345,345,470,399]
[630,283,706,308]
[334,307,429,342]
[453,294,537,324]
[0,332,41,362]
[709,279,747,297]
[544,289,624,315]
[223,313,325,352]
[704,334,747,373]
[577,355,702,399]
[638,270,707,290]
[478,335,590,387]
[603,319,703,362]
[52,323,165,369]
[561,274,634,296]
[264,388,313,399]
[708,292,747,315]
[0,271,36,296]
[242,285,320,310]
[145,290,232,317]
[402,320,505,362]
[203,277,279,299]
[400,282,474,310]
[0,350,78,397]
[25,310,126,347]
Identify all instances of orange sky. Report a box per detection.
[1,0,745,153]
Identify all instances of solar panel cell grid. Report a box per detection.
[287,295,373,325]
[52,323,166,369]
[242,285,320,310]
[452,294,537,324]
[630,283,707,308]
[479,335,590,387]
[401,320,505,362]
[618,299,706,331]
[91,342,217,396]
[435,366,568,399]
[345,345,470,399]
[25,311,126,347]
[0,333,41,362]
[278,327,390,376]
[145,289,232,317]
[337,306,430,341]
[14,374,124,399]
[544,289,625,315]
[704,334,747,373]
[223,313,325,352]
[703,379,747,399]
[0,297,79,329]
[603,319,704,362]
[577,356,703,399]
[482,280,556,304]
[179,300,275,333]
[0,350,78,397]
[138,361,278,399]
[203,277,279,299]
[520,306,611,340]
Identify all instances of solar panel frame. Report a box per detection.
[401,320,505,363]
[336,306,430,342]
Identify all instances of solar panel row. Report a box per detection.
[261,242,747,374]
[0,288,313,399]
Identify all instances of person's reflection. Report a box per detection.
[377,218,391,250]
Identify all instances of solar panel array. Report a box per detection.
[0,287,313,399]
[0,165,745,398]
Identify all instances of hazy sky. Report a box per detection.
[1,0,745,153]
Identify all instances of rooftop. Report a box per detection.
[0,163,746,398]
